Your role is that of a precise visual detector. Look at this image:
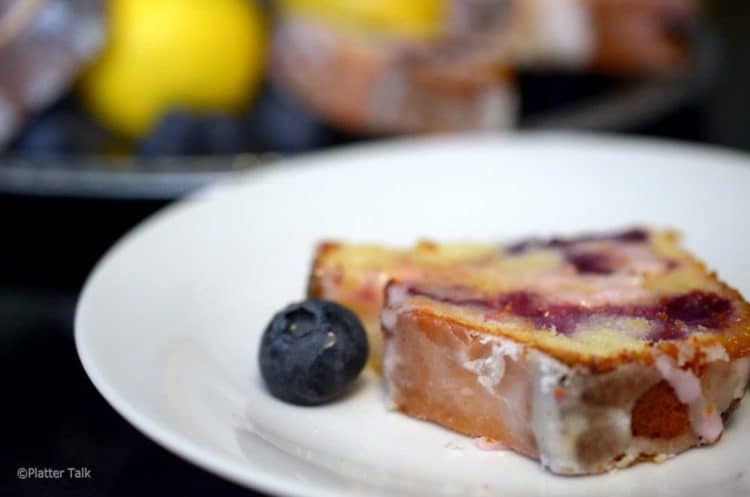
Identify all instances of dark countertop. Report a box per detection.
[3,5,749,496]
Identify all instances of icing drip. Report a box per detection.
[463,343,507,393]
[654,354,723,442]
[381,283,411,332]
[475,436,508,451]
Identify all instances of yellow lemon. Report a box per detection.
[80,0,266,138]
[280,0,446,40]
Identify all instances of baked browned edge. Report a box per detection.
[307,242,341,300]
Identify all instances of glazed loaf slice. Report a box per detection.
[271,16,517,134]
[309,229,750,474]
[272,0,696,134]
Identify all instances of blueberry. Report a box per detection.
[137,111,196,156]
[200,114,251,155]
[566,252,613,274]
[247,84,335,153]
[14,114,75,155]
[11,109,121,157]
[259,299,368,405]
[138,110,252,156]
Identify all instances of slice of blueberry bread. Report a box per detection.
[309,229,750,474]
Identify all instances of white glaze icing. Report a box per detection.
[478,334,522,357]
[654,352,723,443]
[703,342,730,362]
[368,68,409,129]
[535,0,594,66]
[512,0,594,68]
[381,284,411,332]
[278,20,335,68]
[531,354,583,473]
[463,344,507,393]
[655,354,703,403]
[380,308,398,332]
[381,337,399,410]
[476,87,517,130]
[462,334,524,394]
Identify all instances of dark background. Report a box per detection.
[3,3,750,496]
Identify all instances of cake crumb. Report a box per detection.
[444,439,464,451]
[475,436,508,451]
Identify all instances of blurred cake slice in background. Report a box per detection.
[271,0,697,135]
[590,0,697,74]
[0,0,105,147]
[432,0,698,74]
[271,0,519,134]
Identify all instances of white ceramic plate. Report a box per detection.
[76,133,750,497]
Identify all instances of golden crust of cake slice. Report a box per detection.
[308,228,750,474]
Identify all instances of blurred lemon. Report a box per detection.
[80,0,266,138]
[280,0,445,39]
